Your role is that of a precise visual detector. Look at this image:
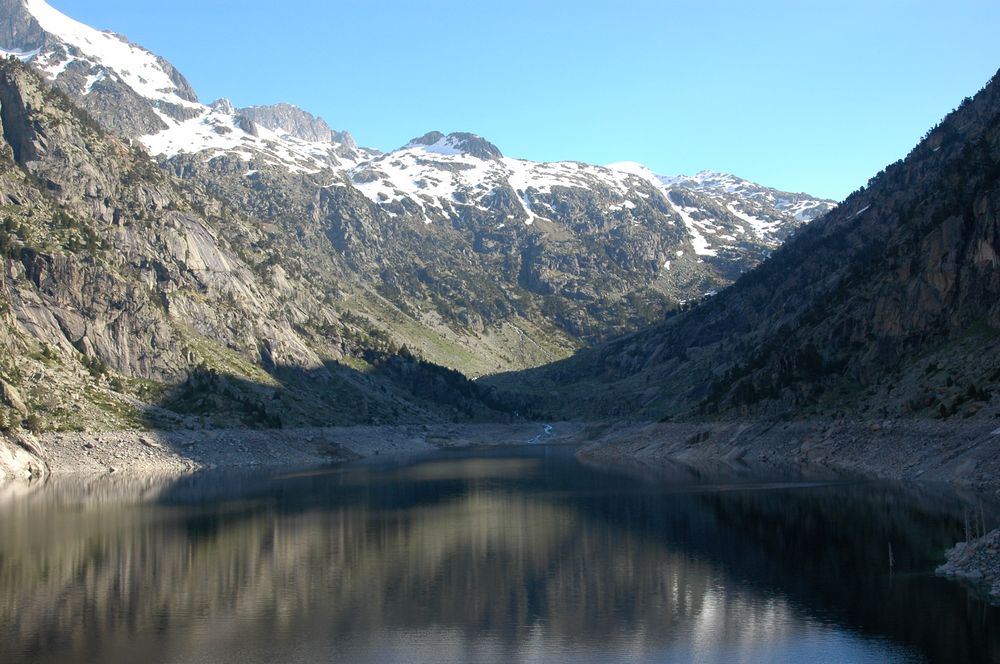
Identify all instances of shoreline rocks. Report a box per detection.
[576,418,1000,490]
[938,530,1000,602]
[0,422,588,480]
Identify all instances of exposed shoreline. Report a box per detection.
[938,529,1000,600]
[576,418,1000,602]
[0,422,590,481]
[575,419,1000,490]
[4,417,1000,488]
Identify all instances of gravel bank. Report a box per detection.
[576,419,1000,489]
[938,530,1000,601]
[0,422,586,481]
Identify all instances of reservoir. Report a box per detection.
[1,445,997,663]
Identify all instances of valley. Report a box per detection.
[0,0,998,491]
[2,2,1000,661]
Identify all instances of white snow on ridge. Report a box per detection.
[37,49,72,78]
[0,46,41,61]
[606,162,719,256]
[669,199,717,256]
[140,107,353,174]
[24,0,199,108]
[403,134,464,156]
[350,150,636,225]
[785,199,831,221]
[13,0,838,245]
[349,146,501,220]
[82,71,105,94]
[681,169,838,223]
[17,0,362,174]
[725,203,778,239]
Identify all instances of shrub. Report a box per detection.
[24,413,44,433]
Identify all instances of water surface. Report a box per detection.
[1,445,998,663]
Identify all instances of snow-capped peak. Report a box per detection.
[669,170,837,222]
[403,131,503,161]
[8,0,834,246]
[22,0,198,108]
[0,1,367,173]
[605,161,662,182]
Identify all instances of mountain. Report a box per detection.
[663,170,835,226]
[484,68,1000,423]
[237,102,357,147]
[0,1,834,358]
[0,57,498,431]
[0,0,835,433]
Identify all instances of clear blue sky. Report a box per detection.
[47,0,1000,200]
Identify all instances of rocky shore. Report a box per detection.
[938,530,1000,600]
[0,422,587,481]
[576,418,1000,490]
[6,417,1000,489]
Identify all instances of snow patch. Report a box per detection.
[82,70,105,94]
[0,46,41,61]
[606,162,717,256]
[726,203,778,239]
[141,107,343,174]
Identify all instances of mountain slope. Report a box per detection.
[0,0,835,374]
[0,58,500,432]
[485,69,1000,422]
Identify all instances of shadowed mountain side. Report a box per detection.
[144,354,506,431]
[482,67,1000,423]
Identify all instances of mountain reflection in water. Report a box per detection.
[1,446,997,663]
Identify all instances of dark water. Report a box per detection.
[2,445,999,663]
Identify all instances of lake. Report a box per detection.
[1,445,998,663]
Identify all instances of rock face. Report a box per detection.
[489,68,1000,423]
[0,58,497,432]
[238,102,355,146]
[938,529,1000,601]
[404,130,504,160]
[1,380,26,415]
[0,0,44,53]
